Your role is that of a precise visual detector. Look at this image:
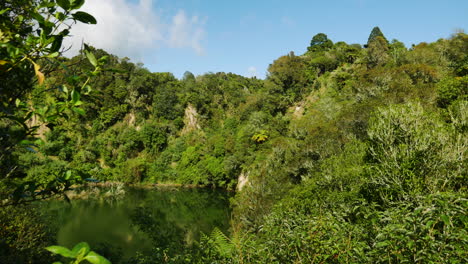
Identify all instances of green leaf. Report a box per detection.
[72,11,97,24]
[72,107,86,115]
[50,35,63,53]
[98,55,109,65]
[65,170,72,180]
[83,85,92,95]
[62,85,69,95]
[55,12,66,21]
[59,28,70,37]
[0,8,10,15]
[84,47,98,67]
[56,0,71,11]
[440,214,450,226]
[31,12,45,24]
[84,251,111,264]
[46,52,60,58]
[375,241,389,248]
[45,245,76,258]
[71,0,86,10]
[71,89,80,103]
[71,242,90,256]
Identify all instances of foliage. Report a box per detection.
[367,26,388,46]
[437,75,468,108]
[0,0,106,205]
[308,33,333,53]
[0,205,55,263]
[46,242,110,264]
[362,102,465,204]
[2,3,467,261]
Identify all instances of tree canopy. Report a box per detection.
[1,1,467,262]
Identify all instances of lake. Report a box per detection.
[40,185,232,262]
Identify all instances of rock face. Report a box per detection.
[236,171,249,191]
[181,104,201,135]
[26,113,49,141]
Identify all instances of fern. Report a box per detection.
[251,130,269,143]
[203,227,235,258]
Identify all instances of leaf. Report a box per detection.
[32,61,45,84]
[98,55,109,64]
[0,8,10,15]
[70,0,85,10]
[65,170,72,180]
[71,242,90,256]
[56,0,70,11]
[375,241,389,248]
[72,107,86,115]
[59,28,70,37]
[425,220,435,229]
[31,12,45,24]
[72,11,97,24]
[71,89,80,104]
[62,85,69,95]
[84,251,111,264]
[45,245,76,258]
[83,85,92,95]
[440,214,450,226]
[50,35,63,53]
[84,49,97,67]
[46,52,60,58]
[55,12,66,21]
[19,139,34,146]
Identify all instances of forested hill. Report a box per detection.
[3,25,467,262]
[17,29,466,190]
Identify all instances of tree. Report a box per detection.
[267,52,309,101]
[0,0,101,205]
[308,33,333,53]
[367,26,388,47]
[389,39,407,65]
[367,36,390,67]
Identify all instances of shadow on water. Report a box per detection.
[40,186,232,262]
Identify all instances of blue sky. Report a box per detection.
[67,0,468,79]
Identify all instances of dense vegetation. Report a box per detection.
[1,0,467,263]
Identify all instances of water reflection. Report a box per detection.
[42,186,231,262]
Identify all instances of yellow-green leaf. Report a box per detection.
[32,61,45,84]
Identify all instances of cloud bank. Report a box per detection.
[63,0,206,59]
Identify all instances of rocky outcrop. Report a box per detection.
[236,171,249,191]
[181,104,201,135]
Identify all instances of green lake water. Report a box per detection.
[40,186,232,262]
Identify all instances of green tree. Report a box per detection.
[367,36,390,67]
[367,26,388,46]
[267,52,309,101]
[0,0,100,204]
[308,33,333,53]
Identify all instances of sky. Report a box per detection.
[64,0,468,79]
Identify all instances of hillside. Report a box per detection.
[1,11,467,261]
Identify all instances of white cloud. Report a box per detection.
[63,0,206,59]
[168,10,206,55]
[247,66,258,78]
